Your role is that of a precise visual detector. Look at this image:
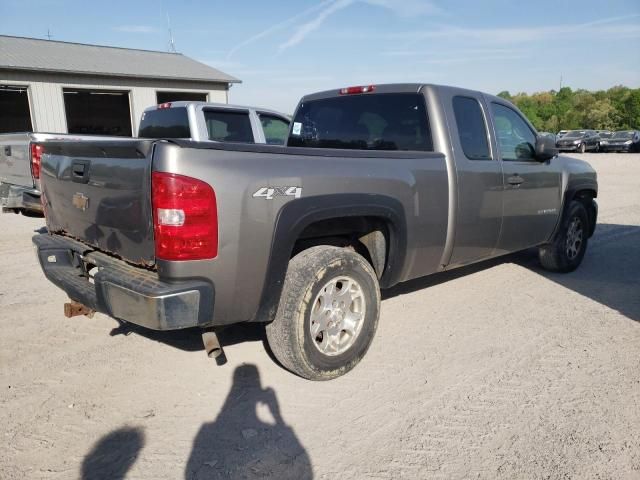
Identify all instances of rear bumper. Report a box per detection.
[0,183,43,214]
[32,233,214,330]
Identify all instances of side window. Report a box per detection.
[491,103,536,161]
[259,114,290,145]
[204,109,254,143]
[452,96,491,160]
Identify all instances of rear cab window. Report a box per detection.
[452,96,491,160]
[138,107,190,138]
[288,93,433,151]
[204,109,254,143]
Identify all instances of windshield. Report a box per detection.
[564,131,586,138]
[612,131,634,139]
[288,93,433,151]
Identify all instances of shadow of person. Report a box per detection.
[185,364,313,480]
[81,426,144,480]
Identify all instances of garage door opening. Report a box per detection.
[0,85,33,133]
[63,88,132,136]
[156,91,208,104]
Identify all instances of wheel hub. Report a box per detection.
[309,276,366,356]
[565,216,583,260]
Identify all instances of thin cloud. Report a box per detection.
[226,0,335,58]
[114,25,159,34]
[278,0,441,53]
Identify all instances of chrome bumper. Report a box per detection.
[0,183,42,213]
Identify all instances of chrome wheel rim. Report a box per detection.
[309,276,366,356]
[565,216,583,260]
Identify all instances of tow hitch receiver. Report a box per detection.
[202,328,227,365]
[64,300,95,318]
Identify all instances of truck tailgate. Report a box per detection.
[41,140,156,266]
[0,133,33,188]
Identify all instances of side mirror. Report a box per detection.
[535,135,558,161]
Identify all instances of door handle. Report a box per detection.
[507,175,524,186]
[71,160,90,184]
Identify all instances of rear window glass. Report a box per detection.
[288,93,432,151]
[452,96,491,160]
[138,107,190,138]
[205,110,254,143]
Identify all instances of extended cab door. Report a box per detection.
[445,92,504,267]
[488,101,562,253]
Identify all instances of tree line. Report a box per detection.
[497,86,640,133]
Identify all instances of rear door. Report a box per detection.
[444,91,504,267]
[41,139,156,265]
[488,101,562,253]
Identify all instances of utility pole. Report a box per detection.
[46,29,52,40]
[559,74,563,91]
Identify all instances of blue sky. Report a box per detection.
[3,0,640,113]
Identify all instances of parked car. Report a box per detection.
[33,83,597,380]
[556,130,601,153]
[600,130,640,153]
[1,103,290,217]
[139,102,291,145]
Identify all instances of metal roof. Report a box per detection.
[0,35,240,84]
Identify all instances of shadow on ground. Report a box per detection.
[81,427,145,480]
[385,223,640,323]
[82,365,312,480]
[111,223,640,358]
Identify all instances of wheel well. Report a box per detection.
[292,216,390,279]
[572,189,597,237]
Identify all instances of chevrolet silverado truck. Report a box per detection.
[1,103,289,216]
[32,84,598,380]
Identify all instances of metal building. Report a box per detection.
[0,35,240,136]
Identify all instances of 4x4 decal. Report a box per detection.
[252,186,302,200]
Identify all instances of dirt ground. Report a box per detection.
[1,153,639,480]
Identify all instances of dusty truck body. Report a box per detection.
[33,84,598,380]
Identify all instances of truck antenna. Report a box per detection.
[166,13,177,53]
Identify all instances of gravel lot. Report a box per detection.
[1,153,639,480]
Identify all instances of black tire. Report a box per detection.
[266,246,380,380]
[595,142,600,153]
[538,201,589,273]
[578,143,586,153]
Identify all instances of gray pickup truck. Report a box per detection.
[0,102,289,216]
[32,84,597,380]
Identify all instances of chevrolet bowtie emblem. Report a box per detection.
[72,192,89,211]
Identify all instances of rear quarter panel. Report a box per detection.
[152,143,449,325]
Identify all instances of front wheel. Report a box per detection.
[578,143,586,153]
[266,246,380,380]
[538,201,589,272]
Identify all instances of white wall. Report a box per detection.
[0,71,228,135]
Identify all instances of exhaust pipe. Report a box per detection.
[64,300,95,318]
[202,328,227,365]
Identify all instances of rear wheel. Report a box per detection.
[266,246,380,380]
[539,200,589,272]
[594,142,600,152]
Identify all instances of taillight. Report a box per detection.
[152,172,218,261]
[339,85,375,95]
[158,102,172,109]
[31,143,43,179]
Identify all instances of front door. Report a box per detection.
[489,102,562,254]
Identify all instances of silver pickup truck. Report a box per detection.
[0,102,289,216]
[32,83,597,380]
